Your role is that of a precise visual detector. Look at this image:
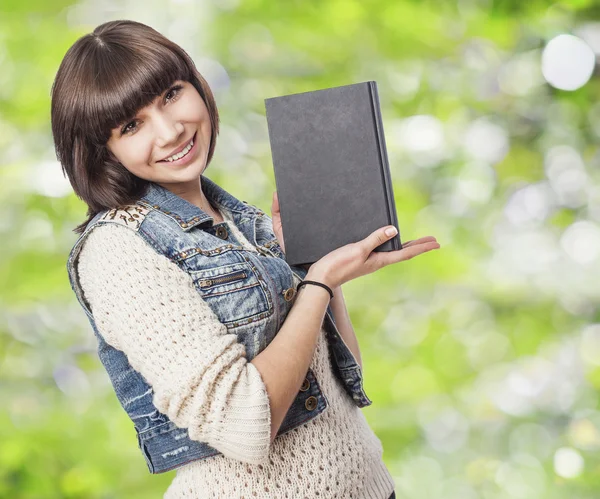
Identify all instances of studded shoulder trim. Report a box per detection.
[98,204,150,231]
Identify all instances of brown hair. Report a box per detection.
[51,20,220,234]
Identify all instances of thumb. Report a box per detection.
[363,225,397,251]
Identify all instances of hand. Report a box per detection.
[306,226,440,289]
[271,191,312,271]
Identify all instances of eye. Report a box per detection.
[165,84,183,103]
[121,120,138,135]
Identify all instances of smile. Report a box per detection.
[160,133,196,163]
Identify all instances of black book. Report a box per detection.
[264,81,402,267]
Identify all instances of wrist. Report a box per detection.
[296,279,334,300]
[305,266,336,290]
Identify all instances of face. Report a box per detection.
[106,80,212,196]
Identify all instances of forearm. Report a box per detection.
[250,268,331,443]
[300,265,363,369]
[329,286,362,370]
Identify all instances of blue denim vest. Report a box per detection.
[66,174,371,474]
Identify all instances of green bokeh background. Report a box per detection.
[1,0,600,497]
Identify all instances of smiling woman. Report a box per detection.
[53,19,400,499]
[50,20,220,235]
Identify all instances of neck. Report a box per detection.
[157,177,218,215]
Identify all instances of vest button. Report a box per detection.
[283,287,296,301]
[215,226,228,240]
[305,396,318,411]
[300,378,310,392]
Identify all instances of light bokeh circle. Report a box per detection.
[542,34,596,91]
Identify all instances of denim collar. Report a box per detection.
[139,174,257,231]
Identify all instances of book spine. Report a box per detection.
[367,82,401,251]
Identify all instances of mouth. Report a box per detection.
[158,132,197,165]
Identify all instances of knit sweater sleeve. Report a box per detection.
[76,223,272,464]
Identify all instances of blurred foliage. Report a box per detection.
[1,0,600,497]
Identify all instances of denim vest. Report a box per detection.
[66,174,371,474]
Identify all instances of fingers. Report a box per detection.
[401,236,437,248]
[366,238,439,269]
[391,240,440,263]
[361,227,439,254]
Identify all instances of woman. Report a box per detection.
[52,19,439,498]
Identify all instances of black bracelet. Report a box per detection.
[296,279,334,300]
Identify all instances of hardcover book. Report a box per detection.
[264,81,402,267]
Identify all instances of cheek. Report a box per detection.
[186,94,209,124]
[116,137,153,169]
[198,108,212,137]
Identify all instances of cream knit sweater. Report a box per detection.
[77,206,395,499]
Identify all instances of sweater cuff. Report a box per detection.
[204,362,272,464]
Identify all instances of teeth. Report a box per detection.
[164,136,194,162]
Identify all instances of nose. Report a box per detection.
[154,112,184,151]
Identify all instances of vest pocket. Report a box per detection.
[190,261,272,326]
[197,269,248,290]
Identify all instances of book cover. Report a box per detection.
[264,81,401,267]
